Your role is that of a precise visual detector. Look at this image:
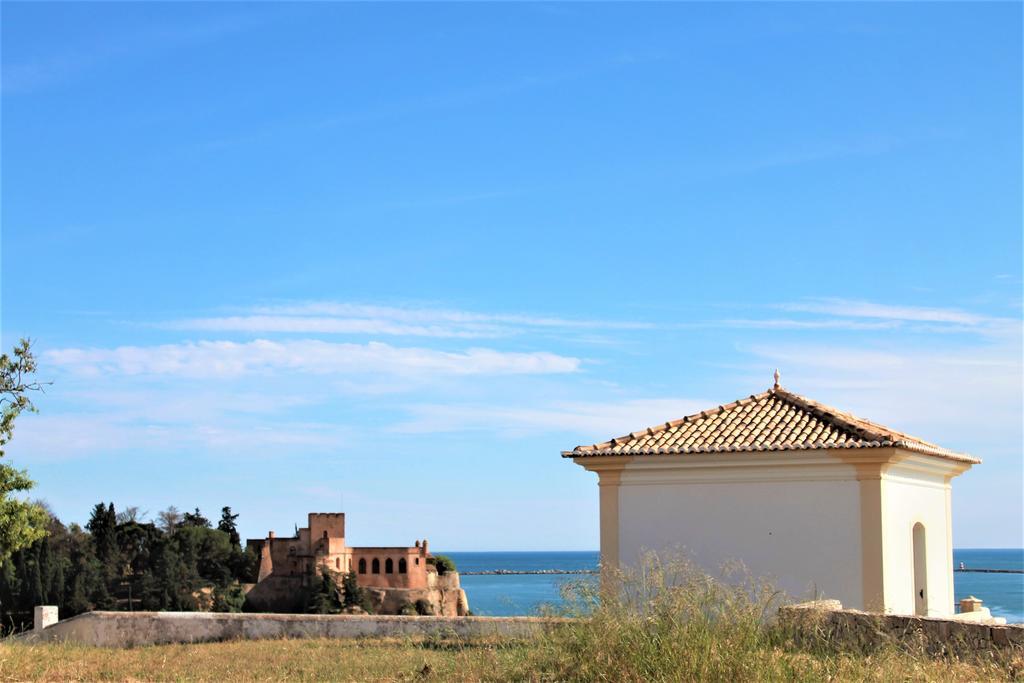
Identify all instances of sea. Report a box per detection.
[446,549,1024,623]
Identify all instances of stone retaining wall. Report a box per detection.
[17,611,562,648]
[778,600,1024,659]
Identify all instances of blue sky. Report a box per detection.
[2,2,1021,550]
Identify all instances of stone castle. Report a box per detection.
[245,513,468,616]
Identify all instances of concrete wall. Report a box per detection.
[19,611,558,648]
[614,455,865,608]
[881,463,955,617]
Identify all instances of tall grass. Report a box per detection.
[531,551,796,681]
[528,551,1022,682]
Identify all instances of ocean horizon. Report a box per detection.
[446,548,1024,623]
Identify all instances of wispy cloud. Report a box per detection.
[164,315,505,338]
[11,413,351,461]
[161,301,653,338]
[779,298,989,325]
[44,339,581,378]
[742,340,1022,453]
[393,398,710,440]
[774,298,1020,337]
[714,318,901,331]
[3,9,276,94]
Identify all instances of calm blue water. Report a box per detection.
[954,549,1024,623]
[446,549,1024,623]
[448,552,598,617]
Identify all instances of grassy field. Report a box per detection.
[1,635,1019,682]
[2,556,1020,682]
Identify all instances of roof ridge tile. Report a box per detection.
[566,384,977,464]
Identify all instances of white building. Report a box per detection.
[564,376,978,617]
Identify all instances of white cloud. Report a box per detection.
[743,341,1022,455]
[161,301,653,338]
[44,339,581,378]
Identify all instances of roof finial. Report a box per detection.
[773,368,781,389]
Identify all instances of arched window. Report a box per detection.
[323,530,329,539]
[372,558,380,574]
[336,558,341,570]
[385,558,394,574]
[358,558,366,574]
[398,558,407,574]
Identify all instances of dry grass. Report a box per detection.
[1,636,1017,682]
[0,637,532,682]
[2,554,1019,682]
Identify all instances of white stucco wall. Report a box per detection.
[880,465,954,617]
[615,460,865,608]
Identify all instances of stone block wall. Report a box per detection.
[16,611,562,648]
[777,600,1024,659]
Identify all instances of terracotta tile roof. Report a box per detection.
[563,386,978,464]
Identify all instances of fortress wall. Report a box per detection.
[17,611,561,648]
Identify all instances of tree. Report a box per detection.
[115,506,146,524]
[181,508,211,529]
[157,506,181,534]
[217,507,240,547]
[306,568,343,614]
[0,339,50,564]
[212,584,246,613]
[177,526,233,587]
[86,502,118,577]
[341,570,372,613]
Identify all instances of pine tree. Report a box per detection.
[341,570,372,613]
[181,508,211,528]
[86,502,118,575]
[38,537,54,604]
[26,544,44,608]
[306,568,343,614]
[49,556,65,607]
[217,507,240,547]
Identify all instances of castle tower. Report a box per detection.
[257,531,275,582]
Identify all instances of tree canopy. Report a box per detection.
[0,339,49,565]
[1,502,257,632]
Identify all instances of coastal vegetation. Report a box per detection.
[428,554,457,576]
[0,502,257,632]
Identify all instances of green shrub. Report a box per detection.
[427,554,456,575]
[341,570,374,613]
[398,601,417,616]
[212,583,246,613]
[305,568,343,614]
